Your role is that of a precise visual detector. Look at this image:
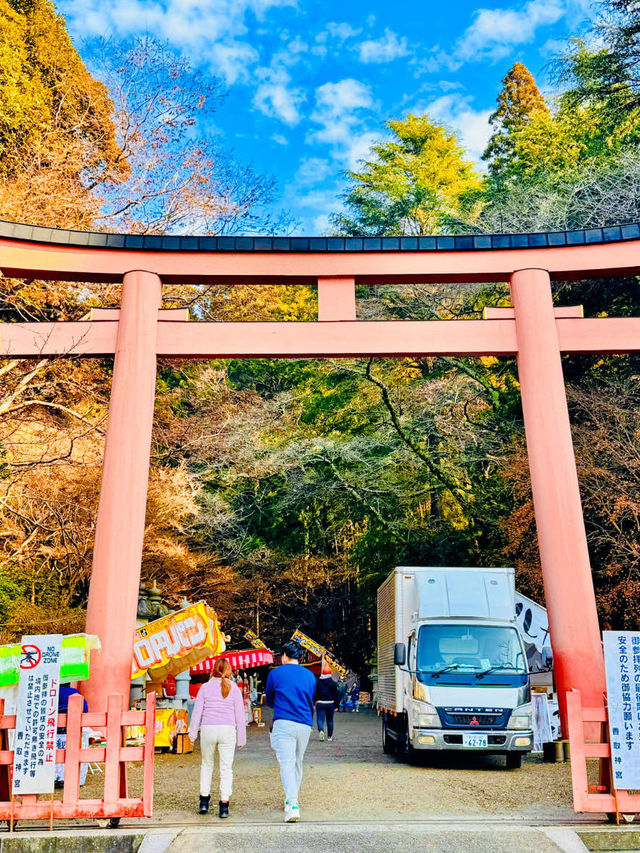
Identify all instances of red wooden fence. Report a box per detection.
[0,692,155,825]
[566,688,640,818]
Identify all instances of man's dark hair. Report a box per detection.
[281,641,302,660]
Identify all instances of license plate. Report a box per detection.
[462,733,488,748]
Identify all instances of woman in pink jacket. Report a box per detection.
[188,658,246,818]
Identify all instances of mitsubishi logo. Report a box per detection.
[470,717,479,726]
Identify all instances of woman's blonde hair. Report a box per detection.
[212,657,233,698]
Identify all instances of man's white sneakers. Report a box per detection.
[318,731,325,741]
[284,803,300,823]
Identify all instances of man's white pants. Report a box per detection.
[269,719,311,806]
[199,724,236,801]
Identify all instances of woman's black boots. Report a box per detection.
[198,795,210,814]
[218,800,229,819]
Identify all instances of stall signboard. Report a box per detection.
[604,630,640,789]
[191,647,274,674]
[12,634,62,795]
[131,601,224,681]
[291,630,348,677]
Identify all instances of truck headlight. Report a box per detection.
[507,704,532,730]
[415,713,440,728]
[413,701,440,728]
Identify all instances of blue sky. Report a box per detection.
[58,0,596,234]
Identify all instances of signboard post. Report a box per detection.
[603,630,640,790]
[12,635,62,796]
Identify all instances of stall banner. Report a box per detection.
[12,634,62,795]
[531,692,553,753]
[191,647,274,674]
[604,630,640,790]
[514,592,553,673]
[244,629,267,649]
[132,601,224,681]
[291,630,348,677]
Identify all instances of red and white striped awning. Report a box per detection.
[190,647,273,674]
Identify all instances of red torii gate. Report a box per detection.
[1,219,638,739]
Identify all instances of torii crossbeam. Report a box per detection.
[1,218,638,735]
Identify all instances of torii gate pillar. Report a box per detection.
[511,268,606,730]
[82,270,162,712]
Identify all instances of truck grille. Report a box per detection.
[439,707,511,730]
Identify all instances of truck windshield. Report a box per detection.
[417,625,526,677]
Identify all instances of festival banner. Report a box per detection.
[291,630,348,677]
[244,629,267,649]
[12,635,62,795]
[131,601,224,681]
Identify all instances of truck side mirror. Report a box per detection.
[394,643,406,666]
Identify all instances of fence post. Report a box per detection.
[103,694,124,813]
[143,692,156,816]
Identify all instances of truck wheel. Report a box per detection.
[506,752,522,770]
[382,716,395,755]
[399,729,417,765]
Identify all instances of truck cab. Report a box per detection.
[378,568,534,768]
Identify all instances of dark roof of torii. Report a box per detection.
[0,219,638,253]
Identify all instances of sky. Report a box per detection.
[57,0,597,235]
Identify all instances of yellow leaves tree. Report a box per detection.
[333,113,483,236]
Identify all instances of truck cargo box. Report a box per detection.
[376,567,516,713]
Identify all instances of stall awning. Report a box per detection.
[191,647,273,674]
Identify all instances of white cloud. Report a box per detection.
[58,0,296,83]
[295,157,334,186]
[456,0,565,62]
[271,133,289,145]
[325,22,361,42]
[358,28,409,64]
[253,66,306,125]
[308,79,377,153]
[305,80,382,176]
[422,94,492,165]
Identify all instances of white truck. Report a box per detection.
[377,567,534,768]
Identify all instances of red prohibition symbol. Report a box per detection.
[20,644,41,669]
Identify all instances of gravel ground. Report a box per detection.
[116,708,584,824]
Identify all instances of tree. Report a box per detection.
[0,0,127,227]
[88,37,286,235]
[557,0,640,116]
[332,113,483,236]
[483,63,549,189]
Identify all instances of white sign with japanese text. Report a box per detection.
[12,635,62,795]
[603,630,640,790]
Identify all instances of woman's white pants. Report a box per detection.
[199,725,237,801]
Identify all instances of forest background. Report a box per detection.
[2,0,640,679]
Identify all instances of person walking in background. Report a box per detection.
[337,675,348,712]
[350,678,360,712]
[188,658,246,819]
[265,641,316,823]
[315,659,339,741]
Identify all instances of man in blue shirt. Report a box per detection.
[265,641,316,823]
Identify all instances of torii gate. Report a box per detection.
[1,219,638,731]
